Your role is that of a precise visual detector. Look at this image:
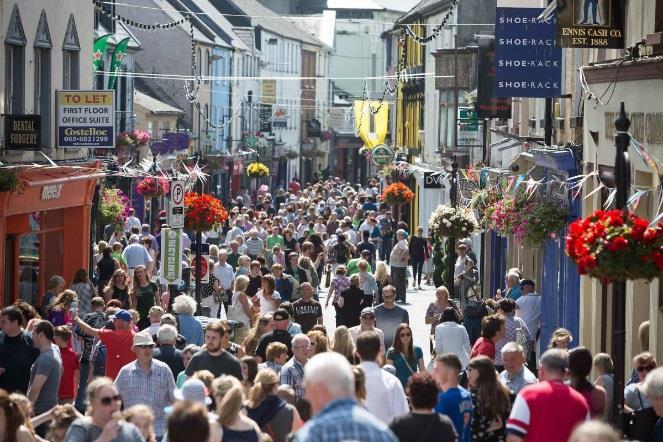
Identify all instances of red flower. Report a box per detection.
[652,251,663,269]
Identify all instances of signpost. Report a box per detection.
[160,228,182,285]
[371,144,395,168]
[169,180,185,229]
[494,5,562,98]
[3,115,41,150]
[191,243,210,284]
[56,90,115,148]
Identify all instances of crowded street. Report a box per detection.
[2,0,663,442]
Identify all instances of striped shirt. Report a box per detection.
[245,237,265,257]
[114,359,175,437]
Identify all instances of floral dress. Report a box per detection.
[470,392,510,442]
[329,275,351,305]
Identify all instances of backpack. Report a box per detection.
[335,242,349,263]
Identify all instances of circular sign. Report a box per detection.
[371,144,395,168]
[171,181,184,205]
[191,256,208,279]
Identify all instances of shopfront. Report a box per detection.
[0,164,103,307]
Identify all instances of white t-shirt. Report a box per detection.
[256,290,281,314]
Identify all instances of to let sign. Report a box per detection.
[57,90,115,148]
[494,5,562,98]
[160,228,182,285]
[557,0,625,48]
[4,115,41,150]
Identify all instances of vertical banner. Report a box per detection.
[557,0,625,48]
[494,5,562,98]
[108,37,130,89]
[476,39,512,119]
[353,100,388,149]
[160,228,182,285]
[93,34,111,71]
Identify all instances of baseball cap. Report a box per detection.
[158,210,167,220]
[109,309,132,322]
[132,331,156,348]
[149,306,165,317]
[174,379,212,405]
[360,307,375,317]
[273,308,290,321]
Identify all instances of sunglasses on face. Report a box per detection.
[362,315,375,320]
[99,394,122,406]
[135,345,154,349]
[637,365,654,372]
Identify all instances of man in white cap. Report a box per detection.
[122,234,152,280]
[115,331,175,440]
[348,307,386,364]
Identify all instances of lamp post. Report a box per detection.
[446,156,459,293]
[612,102,631,428]
[194,151,203,314]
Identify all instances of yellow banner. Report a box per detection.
[354,100,388,149]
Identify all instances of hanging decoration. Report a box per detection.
[402,0,459,45]
[246,162,270,178]
[108,37,131,89]
[93,0,189,31]
[184,192,229,232]
[381,182,415,205]
[428,205,480,239]
[566,209,663,282]
[135,176,170,198]
[99,188,130,228]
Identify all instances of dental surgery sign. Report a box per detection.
[57,90,115,148]
[494,1,562,98]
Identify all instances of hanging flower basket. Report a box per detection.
[381,182,414,205]
[566,209,663,283]
[246,162,270,178]
[429,205,480,239]
[184,192,229,232]
[484,195,526,236]
[284,150,299,160]
[0,168,24,193]
[136,177,170,198]
[521,199,569,247]
[99,188,130,227]
[471,186,502,226]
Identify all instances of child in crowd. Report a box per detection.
[54,326,80,404]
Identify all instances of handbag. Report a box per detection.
[623,389,658,440]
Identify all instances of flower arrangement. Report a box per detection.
[484,195,526,237]
[184,192,229,232]
[429,205,480,239]
[284,149,299,160]
[381,182,414,205]
[136,177,170,198]
[247,162,270,178]
[0,168,23,193]
[99,188,130,227]
[116,129,152,147]
[471,186,502,225]
[566,209,663,282]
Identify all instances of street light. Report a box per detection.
[444,156,459,293]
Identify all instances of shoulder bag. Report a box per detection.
[623,388,658,440]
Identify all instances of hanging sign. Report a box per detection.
[354,100,389,149]
[160,228,182,285]
[476,39,512,119]
[424,172,444,189]
[457,107,481,148]
[56,90,115,148]
[4,115,41,150]
[169,180,185,229]
[494,4,562,98]
[557,0,625,48]
[371,144,395,168]
[272,107,287,129]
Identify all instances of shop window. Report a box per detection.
[18,233,40,304]
[5,4,26,114]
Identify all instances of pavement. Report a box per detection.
[318,274,438,365]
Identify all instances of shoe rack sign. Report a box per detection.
[557,0,625,48]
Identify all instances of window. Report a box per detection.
[204,49,210,83]
[438,88,468,150]
[63,15,80,89]
[5,4,26,114]
[196,47,202,76]
[34,11,52,148]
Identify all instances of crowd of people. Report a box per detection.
[1,176,663,442]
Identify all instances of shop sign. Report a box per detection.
[307,119,321,138]
[56,90,115,148]
[262,80,276,104]
[169,180,185,229]
[259,104,273,133]
[494,3,562,98]
[191,243,210,284]
[557,0,625,48]
[160,228,182,284]
[371,144,395,168]
[329,107,355,133]
[4,115,41,150]
[41,184,63,200]
[272,107,287,129]
[458,108,482,147]
[424,172,444,189]
[476,40,512,119]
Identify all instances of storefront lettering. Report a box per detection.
[604,112,663,145]
[41,184,63,200]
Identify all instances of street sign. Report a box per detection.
[424,172,444,189]
[371,144,395,168]
[169,180,185,229]
[191,243,210,284]
[160,228,182,285]
[457,108,481,148]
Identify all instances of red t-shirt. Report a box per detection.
[99,329,136,379]
[470,337,495,361]
[58,346,80,399]
[507,380,590,442]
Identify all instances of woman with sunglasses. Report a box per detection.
[386,323,426,388]
[103,269,130,308]
[65,377,143,441]
[623,352,658,440]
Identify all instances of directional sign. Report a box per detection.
[160,228,182,284]
[169,180,185,229]
[371,144,394,168]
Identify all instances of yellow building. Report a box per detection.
[134,89,184,138]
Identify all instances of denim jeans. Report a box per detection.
[75,347,106,413]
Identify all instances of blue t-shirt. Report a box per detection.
[435,386,473,442]
[386,346,424,387]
